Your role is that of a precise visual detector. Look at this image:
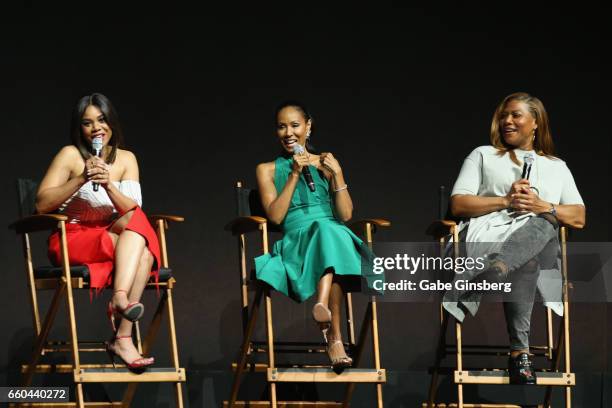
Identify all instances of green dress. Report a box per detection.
[254,156,376,303]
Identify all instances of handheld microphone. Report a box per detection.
[521,153,534,180]
[91,136,104,192]
[293,143,316,192]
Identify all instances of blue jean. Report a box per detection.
[495,215,559,350]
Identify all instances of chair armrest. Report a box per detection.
[148,214,185,223]
[225,216,268,236]
[348,218,391,235]
[8,214,68,234]
[426,219,457,239]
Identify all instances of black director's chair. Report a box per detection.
[9,178,186,408]
[423,186,575,408]
[223,181,390,408]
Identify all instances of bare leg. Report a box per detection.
[313,271,333,328]
[106,210,154,363]
[328,281,343,340]
[326,278,352,367]
[110,211,145,310]
[127,247,154,304]
[111,247,154,362]
[316,271,333,307]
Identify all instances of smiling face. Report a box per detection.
[499,99,537,150]
[80,105,112,148]
[276,106,311,154]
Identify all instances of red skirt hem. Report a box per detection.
[47,206,161,296]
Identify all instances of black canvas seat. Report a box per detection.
[34,265,173,282]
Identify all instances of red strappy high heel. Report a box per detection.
[106,289,145,332]
[105,335,155,373]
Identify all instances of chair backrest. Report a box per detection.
[17,178,39,218]
[236,182,266,218]
[235,181,281,232]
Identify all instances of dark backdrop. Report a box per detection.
[1,4,610,407]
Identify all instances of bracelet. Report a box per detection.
[334,184,348,192]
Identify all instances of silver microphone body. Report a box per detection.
[521,153,534,180]
[293,143,316,192]
[91,136,104,192]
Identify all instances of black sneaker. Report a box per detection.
[508,352,536,385]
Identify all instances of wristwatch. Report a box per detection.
[549,203,557,216]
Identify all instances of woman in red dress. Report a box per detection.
[36,93,159,371]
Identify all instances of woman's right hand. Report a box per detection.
[82,156,109,185]
[505,178,530,208]
[291,152,310,175]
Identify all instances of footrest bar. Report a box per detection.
[267,367,386,383]
[454,370,575,386]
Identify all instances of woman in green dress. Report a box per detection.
[255,101,373,369]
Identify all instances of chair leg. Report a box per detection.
[23,234,42,335]
[66,281,83,406]
[166,287,182,371]
[76,383,85,408]
[135,320,143,355]
[164,286,184,408]
[427,310,449,408]
[265,289,277,408]
[456,322,463,408]
[22,282,66,386]
[563,305,572,408]
[370,298,383,408]
[228,287,263,407]
[122,290,167,407]
[561,227,572,408]
[174,382,184,408]
[544,317,564,407]
[345,292,356,346]
[342,302,374,408]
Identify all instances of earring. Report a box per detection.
[306,130,311,138]
[532,129,536,141]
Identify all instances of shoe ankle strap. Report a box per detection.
[115,335,133,340]
[114,289,128,295]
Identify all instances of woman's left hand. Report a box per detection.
[87,156,111,189]
[319,152,342,176]
[510,188,549,214]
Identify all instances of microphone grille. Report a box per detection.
[293,143,305,154]
[92,136,104,151]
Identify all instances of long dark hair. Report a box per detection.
[70,93,124,164]
[274,100,317,153]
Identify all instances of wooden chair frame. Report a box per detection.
[9,180,186,408]
[223,181,390,408]
[424,219,574,408]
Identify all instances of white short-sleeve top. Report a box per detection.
[451,145,584,244]
[452,145,583,206]
[445,145,585,316]
[58,180,142,224]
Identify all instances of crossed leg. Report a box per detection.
[316,272,352,366]
[106,210,155,363]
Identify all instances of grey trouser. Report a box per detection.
[496,215,559,350]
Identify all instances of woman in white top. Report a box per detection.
[444,92,585,383]
[36,93,159,371]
